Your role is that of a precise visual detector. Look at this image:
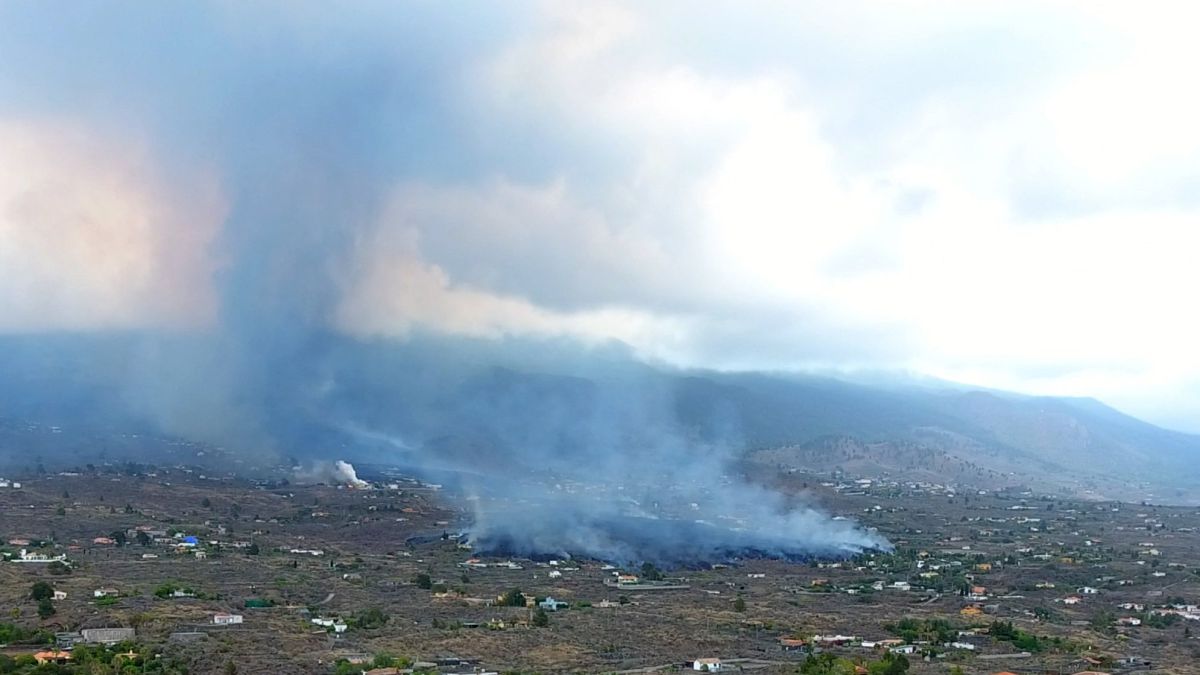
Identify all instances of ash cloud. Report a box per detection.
[0,3,890,563]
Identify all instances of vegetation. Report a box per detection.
[639,562,664,581]
[797,652,909,675]
[885,617,956,644]
[28,583,53,602]
[351,607,389,629]
[499,588,527,607]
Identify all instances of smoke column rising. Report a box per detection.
[0,3,890,565]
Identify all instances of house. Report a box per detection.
[1118,617,1142,626]
[194,550,207,560]
[93,537,116,545]
[55,632,82,649]
[1062,596,1082,605]
[81,627,136,644]
[1079,586,1099,594]
[779,638,806,651]
[539,597,568,611]
[33,650,71,665]
[692,657,723,671]
[14,548,68,563]
[889,645,917,655]
[960,605,984,617]
[53,590,67,600]
[548,570,562,579]
[213,613,243,625]
[812,635,857,646]
[312,617,348,633]
[93,588,120,598]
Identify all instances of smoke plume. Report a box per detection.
[0,3,890,565]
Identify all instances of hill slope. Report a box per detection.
[0,335,1197,502]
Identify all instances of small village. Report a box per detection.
[2,463,1200,674]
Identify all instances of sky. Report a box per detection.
[2,1,1200,431]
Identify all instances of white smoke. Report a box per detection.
[333,460,368,488]
[295,459,369,488]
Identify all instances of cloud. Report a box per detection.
[0,119,224,332]
[2,1,1200,428]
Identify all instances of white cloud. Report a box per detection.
[0,119,224,332]
[6,1,1200,428]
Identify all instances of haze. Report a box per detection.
[3,2,1198,430]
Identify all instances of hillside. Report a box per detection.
[1,335,1198,502]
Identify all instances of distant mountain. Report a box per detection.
[0,334,1196,502]
[670,371,1200,501]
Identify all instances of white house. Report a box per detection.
[52,591,67,600]
[93,588,119,598]
[539,597,568,611]
[692,658,722,671]
[15,549,68,564]
[213,613,243,625]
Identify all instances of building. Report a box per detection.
[93,588,120,598]
[33,650,71,665]
[81,627,136,644]
[55,632,82,649]
[53,590,67,600]
[539,597,568,611]
[693,657,723,671]
[14,548,68,563]
[213,613,243,625]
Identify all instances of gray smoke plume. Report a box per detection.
[0,3,889,565]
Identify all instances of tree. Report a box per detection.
[413,573,433,590]
[30,582,54,601]
[640,562,664,581]
[500,588,527,607]
[202,497,212,508]
[110,530,127,546]
[247,542,260,555]
[733,596,746,612]
[532,607,549,627]
[135,531,151,547]
[353,607,389,629]
[37,597,55,619]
